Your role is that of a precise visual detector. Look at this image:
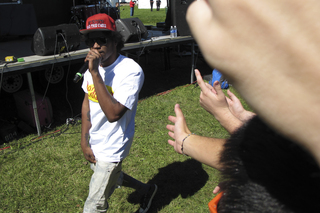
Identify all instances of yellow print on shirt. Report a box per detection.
[87,83,114,102]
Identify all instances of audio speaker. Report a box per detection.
[32,24,80,56]
[170,0,194,36]
[115,18,148,43]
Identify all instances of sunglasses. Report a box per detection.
[85,37,109,47]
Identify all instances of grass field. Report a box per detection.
[0,84,252,212]
[119,4,167,26]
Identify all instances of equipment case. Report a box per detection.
[13,90,53,128]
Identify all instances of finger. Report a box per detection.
[195,69,208,91]
[91,159,97,164]
[86,156,94,163]
[168,131,175,139]
[167,139,175,147]
[205,82,214,90]
[168,115,177,124]
[174,104,184,119]
[85,151,96,162]
[90,48,100,56]
[227,89,233,97]
[88,154,96,163]
[213,81,224,97]
[227,89,238,102]
[226,96,232,105]
[213,185,221,194]
[91,154,96,161]
[166,124,174,132]
[168,139,182,154]
[205,82,217,95]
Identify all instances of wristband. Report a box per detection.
[181,133,195,156]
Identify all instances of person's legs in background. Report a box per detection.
[130,7,134,16]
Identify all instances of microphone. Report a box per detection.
[73,61,88,83]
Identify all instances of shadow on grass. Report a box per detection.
[127,159,209,212]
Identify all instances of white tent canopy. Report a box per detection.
[137,0,167,9]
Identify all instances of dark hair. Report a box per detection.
[218,116,320,213]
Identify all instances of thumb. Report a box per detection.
[174,104,184,118]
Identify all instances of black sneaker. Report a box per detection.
[139,184,158,213]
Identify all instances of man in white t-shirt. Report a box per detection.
[79,13,157,213]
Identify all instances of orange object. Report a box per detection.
[208,192,223,213]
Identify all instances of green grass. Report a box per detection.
[119,5,167,26]
[0,84,252,212]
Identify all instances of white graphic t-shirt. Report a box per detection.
[82,54,144,162]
